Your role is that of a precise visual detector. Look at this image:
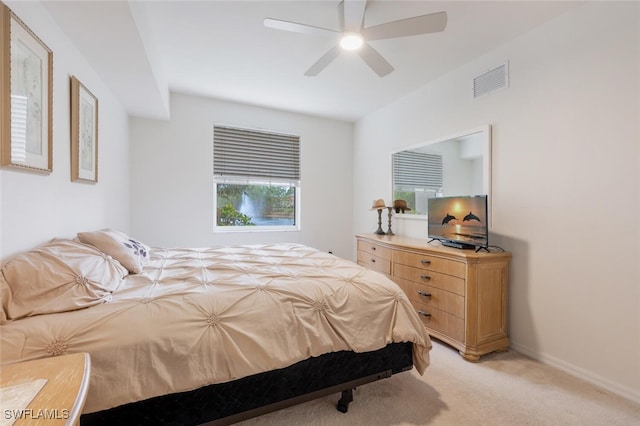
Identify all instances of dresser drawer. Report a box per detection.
[413,302,465,343]
[395,278,464,319]
[393,250,465,278]
[357,239,391,260]
[357,251,391,275]
[393,263,465,296]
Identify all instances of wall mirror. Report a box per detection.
[392,125,491,216]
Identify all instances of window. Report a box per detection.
[213,125,300,231]
[392,150,443,215]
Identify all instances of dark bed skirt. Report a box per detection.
[80,342,414,426]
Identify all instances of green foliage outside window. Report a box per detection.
[217,204,255,226]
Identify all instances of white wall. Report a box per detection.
[353,2,639,402]
[0,1,130,260]
[130,93,354,259]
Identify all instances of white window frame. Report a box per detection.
[213,178,301,233]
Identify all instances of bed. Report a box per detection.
[0,230,431,425]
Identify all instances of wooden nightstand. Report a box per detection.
[0,352,90,425]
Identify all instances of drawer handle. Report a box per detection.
[417,290,432,298]
[420,274,431,281]
[372,246,376,251]
[370,258,376,263]
[420,259,431,265]
[417,310,432,318]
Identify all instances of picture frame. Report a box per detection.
[0,3,53,173]
[70,76,98,183]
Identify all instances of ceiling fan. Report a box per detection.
[264,0,447,77]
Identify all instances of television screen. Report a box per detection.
[427,195,488,250]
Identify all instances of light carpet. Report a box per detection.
[236,339,640,425]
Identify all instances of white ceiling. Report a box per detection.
[42,0,581,122]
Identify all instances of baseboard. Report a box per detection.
[509,342,640,405]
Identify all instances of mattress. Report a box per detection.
[81,342,414,425]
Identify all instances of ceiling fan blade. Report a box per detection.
[264,18,338,37]
[304,46,341,76]
[358,43,394,77]
[363,11,447,41]
[343,0,367,32]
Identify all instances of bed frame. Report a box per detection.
[80,342,413,425]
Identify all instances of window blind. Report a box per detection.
[214,125,300,182]
[393,151,443,190]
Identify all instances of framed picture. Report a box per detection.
[0,3,53,173]
[70,76,98,183]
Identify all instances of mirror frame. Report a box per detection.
[391,124,492,223]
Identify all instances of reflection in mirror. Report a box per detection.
[392,125,491,216]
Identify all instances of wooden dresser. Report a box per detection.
[356,234,511,361]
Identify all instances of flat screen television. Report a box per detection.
[427,195,489,251]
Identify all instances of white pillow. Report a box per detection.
[0,238,128,322]
[77,229,150,274]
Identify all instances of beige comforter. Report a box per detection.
[0,243,431,413]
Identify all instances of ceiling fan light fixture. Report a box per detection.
[340,32,363,50]
[264,5,448,77]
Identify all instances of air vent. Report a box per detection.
[473,62,509,99]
